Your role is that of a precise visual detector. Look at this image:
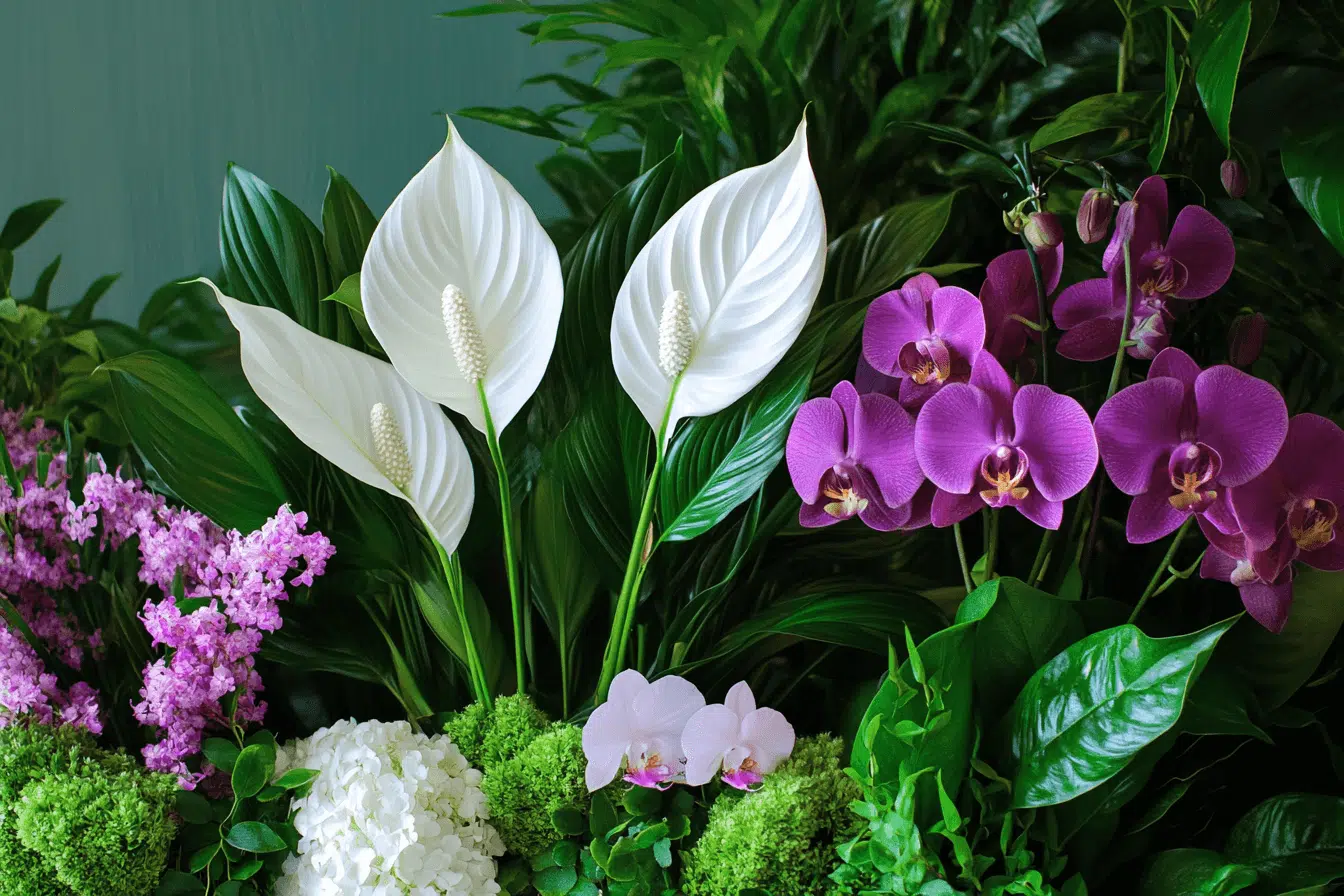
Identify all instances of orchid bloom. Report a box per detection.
[1053,176,1235,362]
[978,243,1063,365]
[1201,538,1295,633]
[582,670,705,791]
[861,275,985,410]
[1093,348,1288,544]
[915,353,1098,529]
[786,381,927,531]
[682,682,795,790]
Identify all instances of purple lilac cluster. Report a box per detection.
[788,176,1339,633]
[1,405,335,786]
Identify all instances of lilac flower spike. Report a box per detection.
[1093,348,1288,545]
[1054,176,1235,361]
[914,353,1098,529]
[582,670,705,791]
[786,381,926,530]
[682,681,795,790]
[862,275,985,410]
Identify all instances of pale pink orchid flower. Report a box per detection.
[681,681,795,790]
[582,670,705,792]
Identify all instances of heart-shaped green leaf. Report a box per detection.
[1225,793,1344,891]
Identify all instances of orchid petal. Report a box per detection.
[582,699,632,791]
[1126,480,1189,544]
[915,384,998,494]
[1095,377,1186,495]
[1240,581,1293,633]
[853,392,924,507]
[1012,386,1098,502]
[1056,316,1125,362]
[212,284,474,553]
[362,117,563,433]
[740,708,795,773]
[1148,347,1202,387]
[902,272,940,302]
[799,501,844,528]
[786,397,846,504]
[930,488,983,527]
[631,674,706,741]
[1105,176,1168,271]
[854,354,899,398]
[724,681,756,718]
[1193,366,1288,487]
[1165,206,1235,299]
[863,287,930,375]
[611,120,826,442]
[930,286,987,361]
[1201,546,1241,583]
[1275,413,1344,506]
[968,352,1016,421]
[682,704,740,786]
[1053,277,1118,330]
[1015,490,1064,530]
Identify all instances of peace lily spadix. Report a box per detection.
[597,119,827,700]
[361,116,563,693]
[206,280,492,705]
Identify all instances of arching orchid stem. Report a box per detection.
[1129,517,1194,624]
[431,534,493,709]
[1028,529,1054,586]
[1105,239,1135,401]
[984,509,1001,581]
[476,382,526,696]
[953,522,974,594]
[1020,232,1051,385]
[1150,549,1207,600]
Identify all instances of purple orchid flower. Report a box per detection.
[1053,176,1235,362]
[979,243,1063,365]
[682,681,795,790]
[1200,538,1295,633]
[861,275,986,410]
[1093,348,1288,545]
[914,353,1098,529]
[786,381,927,531]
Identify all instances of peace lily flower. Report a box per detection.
[1054,176,1235,362]
[208,281,475,553]
[915,353,1097,529]
[786,381,926,531]
[682,682,795,790]
[361,116,563,434]
[861,275,985,410]
[582,670,705,791]
[978,243,1063,365]
[1093,348,1287,545]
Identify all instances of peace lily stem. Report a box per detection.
[477,382,526,695]
[431,534,493,709]
[1130,517,1193,624]
[953,522,975,594]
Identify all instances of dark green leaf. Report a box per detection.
[899,124,1015,181]
[652,837,672,868]
[273,768,320,789]
[0,199,63,251]
[175,789,213,825]
[1181,667,1271,742]
[552,806,587,837]
[1283,124,1344,259]
[155,870,206,895]
[202,737,241,774]
[190,843,220,873]
[529,466,600,690]
[1030,92,1158,150]
[822,193,960,305]
[622,785,662,817]
[224,821,291,854]
[1010,618,1235,808]
[321,167,377,284]
[1139,849,1258,895]
[66,272,121,324]
[457,106,575,143]
[231,744,276,800]
[321,273,382,353]
[231,859,264,881]
[1194,0,1251,149]
[1225,793,1344,891]
[1149,16,1184,172]
[100,351,287,530]
[534,865,579,896]
[25,255,60,310]
[998,8,1047,66]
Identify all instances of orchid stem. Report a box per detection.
[985,510,1001,581]
[953,522,975,594]
[1130,517,1193,624]
[432,537,493,710]
[1028,529,1054,586]
[1105,240,1135,401]
[477,383,526,695]
[1021,233,1051,385]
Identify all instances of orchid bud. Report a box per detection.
[1228,312,1266,367]
[1023,211,1063,249]
[1113,199,1137,246]
[1076,188,1114,244]
[1221,159,1248,199]
[1002,208,1025,235]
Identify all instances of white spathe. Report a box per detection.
[361,116,563,433]
[610,118,827,443]
[209,281,475,554]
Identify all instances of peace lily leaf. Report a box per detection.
[1283,124,1344,258]
[322,273,383,355]
[1195,0,1252,149]
[362,116,563,433]
[610,119,826,444]
[1009,617,1236,809]
[210,281,474,552]
[1030,92,1158,150]
[1149,16,1185,172]
[1139,849,1259,895]
[321,167,378,284]
[0,198,63,251]
[1225,793,1344,891]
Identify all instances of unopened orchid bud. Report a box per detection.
[1228,312,1266,367]
[1023,211,1063,249]
[1002,208,1025,235]
[1113,199,1137,246]
[1076,188,1114,244]
[1221,159,1248,199]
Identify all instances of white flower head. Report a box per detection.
[581,670,705,792]
[682,681,795,790]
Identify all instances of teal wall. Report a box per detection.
[2,1,571,323]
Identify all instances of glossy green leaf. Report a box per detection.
[201,737,240,773]
[659,321,825,542]
[409,561,508,692]
[220,164,337,338]
[175,790,212,825]
[1181,666,1271,742]
[1194,0,1251,149]
[1139,849,1258,895]
[1030,92,1158,150]
[456,105,575,143]
[1223,567,1344,709]
[0,198,63,251]
[224,821,290,854]
[821,192,959,305]
[155,870,206,895]
[101,351,287,531]
[1149,16,1185,172]
[1010,617,1235,808]
[231,743,276,800]
[1225,793,1344,891]
[998,7,1046,66]
[534,865,578,896]
[321,167,378,284]
[321,273,382,353]
[1283,124,1344,258]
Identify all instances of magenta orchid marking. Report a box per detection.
[682,681,795,791]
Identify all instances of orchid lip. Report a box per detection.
[820,465,869,519]
[897,337,953,385]
[623,753,674,790]
[1167,441,1220,512]
[722,760,765,791]
[978,445,1031,508]
[1289,496,1338,552]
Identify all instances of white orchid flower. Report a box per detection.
[682,681,795,790]
[581,670,706,792]
[360,116,563,435]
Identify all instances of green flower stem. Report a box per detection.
[1105,239,1135,401]
[1130,517,1193,624]
[1028,529,1054,586]
[984,509,1001,581]
[1021,233,1051,385]
[953,522,975,594]
[431,535,493,709]
[477,382,526,695]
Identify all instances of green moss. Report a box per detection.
[482,723,587,856]
[443,700,492,767]
[0,722,91,896]
[680,735,862,896]
[444,694,549,771]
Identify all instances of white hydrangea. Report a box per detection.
[274,719,504,896]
